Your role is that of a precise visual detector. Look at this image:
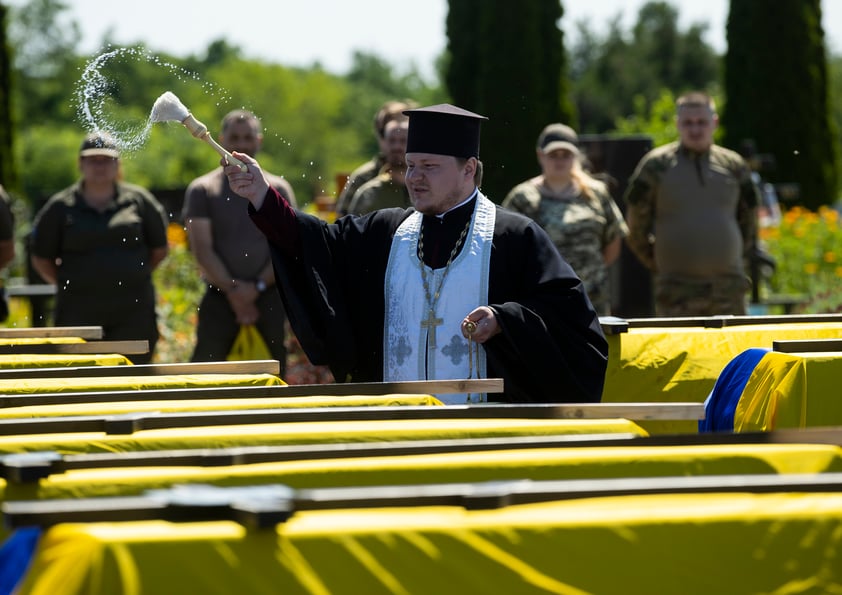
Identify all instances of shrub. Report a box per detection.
[762,205,842,312]
[152,223,204,363]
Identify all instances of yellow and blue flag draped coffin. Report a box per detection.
[6,474,842,594]
[702,343,842,432]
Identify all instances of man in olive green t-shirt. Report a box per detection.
[183,110,297,370]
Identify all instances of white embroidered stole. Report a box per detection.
[383,194,495,404]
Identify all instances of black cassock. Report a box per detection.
[250,191,607,403]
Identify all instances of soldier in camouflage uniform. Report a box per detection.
[335,99,417,216]
[503,123,627,315]
[346,118,411,215]
[624,92,759,317]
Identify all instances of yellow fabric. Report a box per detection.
[0,337,84,345]
[0,373,283,395]
[227,325,272,361]
[603,322,842,433]
[3,443,840,503]
[0,418,647,456]
[17,492,842,594]
[735,351,842,431]
[0,395,443,419]
[0,353,131,369]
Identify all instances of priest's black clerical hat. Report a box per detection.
[404,104,488,158]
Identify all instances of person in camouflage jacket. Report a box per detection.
[624,91,759,317]
[503,123,627,315]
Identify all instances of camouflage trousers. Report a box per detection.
[654,274,750,317]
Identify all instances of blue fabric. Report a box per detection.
[699,348,770,432]
[0,528,42,595]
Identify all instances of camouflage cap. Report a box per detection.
[79,132,120,158]
[537,123,579,155]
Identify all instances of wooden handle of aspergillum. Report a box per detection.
[203,135,248,172]
[180,113,248,172]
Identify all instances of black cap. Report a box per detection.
[404,104,488,158]
[537,123,579,154]
[79,131,120,158]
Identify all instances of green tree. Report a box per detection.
[7,0,82,126]
[5,0,444,209]
[570,1,719,133]
[831,53,842,195]
[445,0,573,202]
[568,17,627,134]
[196,38,242,69]
[204,57,361,202]
[0,2,15,189]
[342,51,446,170]
[613,88,678,147]
[723,0,840,208]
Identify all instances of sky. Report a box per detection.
[10,0,842,80]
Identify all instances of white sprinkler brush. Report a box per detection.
[150,91,247,171]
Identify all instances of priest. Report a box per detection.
[225,104,607,403]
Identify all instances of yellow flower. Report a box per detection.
[824,252,837,263]
[820,206,839,223]
[167,223,188,247]
[759,227,779,241]
[804,262,818,274]
[783,208,801,226]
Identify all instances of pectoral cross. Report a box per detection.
[421,309,443,349]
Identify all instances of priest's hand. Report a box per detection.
[461,306,501,344]
[224,152,270,210]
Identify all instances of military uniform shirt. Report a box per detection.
[346,172,411,215]
[335,156,385,216]
[624,141,760,316]
[32,181,168,293]
[30,180,168,360]
[624,141,758,277]
[503,177,627,314]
